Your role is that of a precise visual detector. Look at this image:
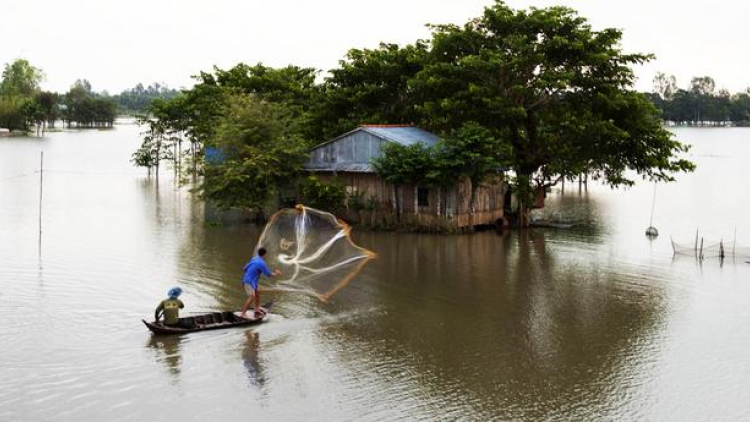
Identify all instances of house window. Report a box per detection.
[417,186,429,207]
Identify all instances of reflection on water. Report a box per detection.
[147,335,184,379]
[242,331,266,390]
[2,125,750,421]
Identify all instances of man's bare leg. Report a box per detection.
[239,293,255,317]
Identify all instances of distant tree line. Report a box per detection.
[0,59,179,134]
[648,73,750,126]
[112,82,180,114]
[0,60,117,134]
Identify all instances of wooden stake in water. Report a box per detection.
[38,151,43,250]
[645,182,659,237]
[694,227,699,256]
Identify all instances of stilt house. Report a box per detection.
[305,125,505,231]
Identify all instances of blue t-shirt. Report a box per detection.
[242,256,271,290]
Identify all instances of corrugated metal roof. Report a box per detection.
[304,125,440,173]
[360,126,439,147]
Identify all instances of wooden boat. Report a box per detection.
[143,303,272,335]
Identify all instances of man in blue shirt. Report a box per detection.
[240,247,281,318]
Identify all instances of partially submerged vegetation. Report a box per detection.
[132,1,694,226]
[0,60,116,133]
[0,60,178,134]
[649,73,750,126]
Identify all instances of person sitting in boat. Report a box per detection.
[239,247,281,318]
[155,287,185,326]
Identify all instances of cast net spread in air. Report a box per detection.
[255,205,376,302]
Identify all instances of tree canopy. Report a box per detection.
[0,59,44,97]
[650,73,750,126]
[201,93,308,211]
[345,1,693,222]
[132,1,695,222]
[113,83,180,114]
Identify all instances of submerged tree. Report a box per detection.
[411,1,693,224]
[0,59,44,97]
[0,96,32,132]
[200,93,308,213]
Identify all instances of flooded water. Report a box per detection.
[1,124,750,421]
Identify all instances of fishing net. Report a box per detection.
[671,237,699,256]
[671,236,750,260]
[255,205,376,302]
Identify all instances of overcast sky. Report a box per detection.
[2,0,749,94]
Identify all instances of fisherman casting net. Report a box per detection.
[255,205,376,302]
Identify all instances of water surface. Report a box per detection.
[1,124,750,421]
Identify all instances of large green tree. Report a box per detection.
[200,93,308,212]
[0,59,44,97]
[322,42,428,139]
[412,1,693,224]
[0,96,32,131]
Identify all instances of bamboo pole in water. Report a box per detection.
[694,228,699,257]
[649,183,657,228]
[38,151,43,252]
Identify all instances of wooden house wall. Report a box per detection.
[311,171,505,231]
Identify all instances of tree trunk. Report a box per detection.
[516,173,532,228]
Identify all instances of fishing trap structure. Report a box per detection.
[671,229,750,261]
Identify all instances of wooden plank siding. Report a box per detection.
[310,171,505,231]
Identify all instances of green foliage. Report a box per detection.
[299,176,347,212]
[200,93,308,210]
[0,59,49,132]
[0,59,44,97]
[373,122,508,213]
[128,1,696,220]
[321,42,428,139]
[435,123,509,188]
[130,63,324,182]
[200,63,323,142]
[34,91,60,125]
[372,123,508,188]
[113,83,180,114]
[132,116,172,172]
[0,96,32,131]
[323,1,693,218]
[372,142,437,186]
[61,80,117,127]
[650,74,750,125]
[407,1,692,214]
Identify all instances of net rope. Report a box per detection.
[256,205,376,302]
